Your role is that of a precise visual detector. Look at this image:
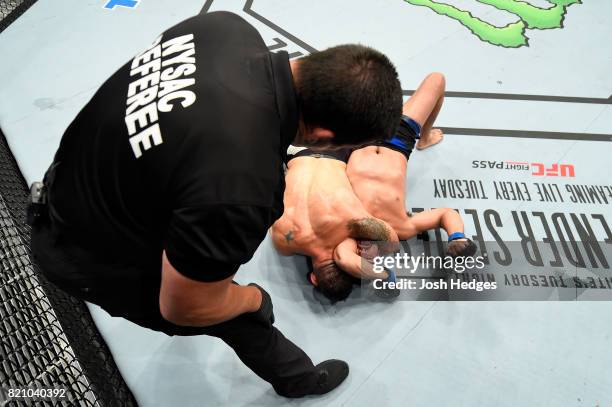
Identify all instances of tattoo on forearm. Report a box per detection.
[347,218,390,241]
[284,230,294,243]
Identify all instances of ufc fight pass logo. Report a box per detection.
[472,161,575,178]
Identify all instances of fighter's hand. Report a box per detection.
[379,240,401,256]
[358,240,399,259]
[357,241,379,261]
[447,238,477,258]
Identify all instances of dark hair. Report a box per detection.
[313,261,355,303]
[295,44,403,145]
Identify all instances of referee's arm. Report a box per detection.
[159,251,262,327]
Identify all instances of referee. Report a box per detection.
[29,10,402,398]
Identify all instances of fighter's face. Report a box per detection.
[357,240,379,261]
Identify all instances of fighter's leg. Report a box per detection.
[402,72,446,150]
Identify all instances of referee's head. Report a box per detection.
[292,44,403,148]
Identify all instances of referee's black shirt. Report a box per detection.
[39,12,298,297]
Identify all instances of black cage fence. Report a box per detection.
[0,128,137,407]
[0,129,137,407]
[0,0,37,33]
[1,2,137,404]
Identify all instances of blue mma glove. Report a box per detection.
[448,232,465,241]
[384,267,397,283]
[374,267,400,299]
[446,232,478,258]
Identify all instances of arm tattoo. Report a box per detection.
[284,230,294,243]
[347,218,390,241]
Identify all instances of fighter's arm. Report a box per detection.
[347,217,399,249]
[333,238,388,280]
[397,208,464,240]
[333,216,398,280]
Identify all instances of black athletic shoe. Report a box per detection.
[310,359,349,395]
[275,359,349,398]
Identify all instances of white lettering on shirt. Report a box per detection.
[124,33,197,159]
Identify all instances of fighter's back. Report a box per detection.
[272,155,369,261]
[346,146,409,232]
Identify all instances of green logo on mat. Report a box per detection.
[404,0,582,48]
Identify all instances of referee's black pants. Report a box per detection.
[122,302,319,398]
[30,221,319,398]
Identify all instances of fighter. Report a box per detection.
[273,73,477,302]
[335,72,477,275]
[271,147,399,302]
